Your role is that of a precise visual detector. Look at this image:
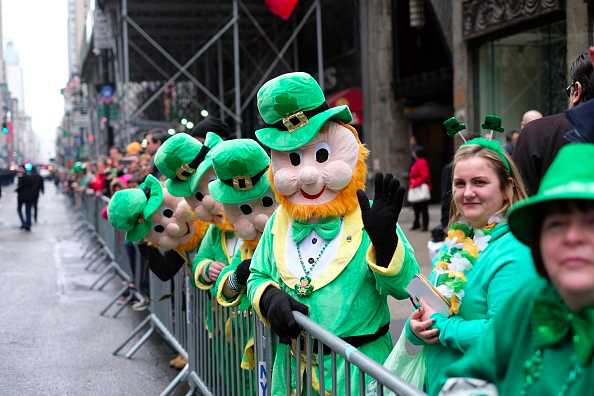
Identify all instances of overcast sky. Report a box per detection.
[3,0,68,161]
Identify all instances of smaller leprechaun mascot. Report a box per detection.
[247,72,420,395]
[207,138,279,372]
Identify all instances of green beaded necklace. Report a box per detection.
[294,216,343,296]
[521,349,583,396]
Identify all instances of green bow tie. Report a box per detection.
[531,294,594,366]
[292,217,342,243]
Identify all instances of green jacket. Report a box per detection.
[193,224,241,295]
[405,223,536,396]
[247,205,419,395]
[440,278,594,395]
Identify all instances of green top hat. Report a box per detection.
[508,144,594,245]
[255,72,352,151]
[481,114,504,133]
[154,132,222,197]
[208,139,271,204]
[107,174,163,241]
[443,117,466,137]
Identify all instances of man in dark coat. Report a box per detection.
[16,166,35,231]
[513,52,594,195]
[30,166,44,223]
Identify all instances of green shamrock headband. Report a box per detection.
[443,115,510,174]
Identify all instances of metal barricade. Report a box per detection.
[72,192,426,396]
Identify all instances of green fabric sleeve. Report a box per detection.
[430,241,534,353]
[192,224,217,273]
[215,246,243,304]
[246,212,277,311]
[372,224,420,299]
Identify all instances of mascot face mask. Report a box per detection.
[182,167,225,224]
[222,191,277,241]
[144,189,196,250]
[154,131,224,224]
[271,121,360,206]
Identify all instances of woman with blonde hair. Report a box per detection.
[440,143,594,395]
[405,137,537,395]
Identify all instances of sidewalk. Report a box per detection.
[0,186,187,395]
[387,203,442,340]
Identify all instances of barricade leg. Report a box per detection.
[100,284,131,316]
[125,322,156,359]
[96,271,117,291]
[85,250,107,271]
[89,254,110,272]
[90,262,117,290]
[158,364,189,396]
[113,314,152,355]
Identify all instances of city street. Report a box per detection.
[0,179,439,394]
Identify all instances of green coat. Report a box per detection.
[247,206,419,395]
[440,278,594,395]
[405,223,536,396]
[193,224,241,294]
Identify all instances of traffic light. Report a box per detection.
[1,122,7,134]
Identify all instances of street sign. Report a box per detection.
[93,10,113,50]
[100,85,115,105]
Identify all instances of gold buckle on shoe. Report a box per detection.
[176,163,196,180]
[232,175,254,191]
[282,111,309,133]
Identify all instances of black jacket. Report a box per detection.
[138,243,186,281]
[16,173,36,202]
[512,113,572,196]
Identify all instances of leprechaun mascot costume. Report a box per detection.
[208,139,278,372]
[247,72,420,395]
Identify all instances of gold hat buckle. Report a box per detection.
[232,175,254,191]
[175,163,196,180]
[282,111,309,133]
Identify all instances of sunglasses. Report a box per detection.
[566,82,575,97]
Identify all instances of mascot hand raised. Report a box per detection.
[356,173,406,267]
[154,132,225,224]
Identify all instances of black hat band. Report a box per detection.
[267,102,330,133]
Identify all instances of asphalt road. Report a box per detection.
[0,183,188,396]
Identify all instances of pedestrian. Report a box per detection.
[405,135,537,396]
[440,143,594,395]
[504,130,520,155]
[409,146,431,231]
[30,166,44,224]
[190,117,231,142]
[145,129,171,179]
[513,52,594,195]
[15,165,35,231]
[520,110,543,129]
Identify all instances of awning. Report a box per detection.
[326,87,363,125]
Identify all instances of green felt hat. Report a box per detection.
[255,72,352,151]
[208,139,271,204]
[508,144,594,245]
[154,132,222,197]
[107,174,163,241]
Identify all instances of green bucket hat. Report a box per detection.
[154,132,222,197]
[255,72,352,151]
[508,143,594,245]
[107,174,163,241]
[208,139,271,204]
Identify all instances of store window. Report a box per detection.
[477,21,566,140]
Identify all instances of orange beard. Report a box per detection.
[242,239,260,252]
[214,213,236,233]
[176,219,209,252]
[271,121,370,221]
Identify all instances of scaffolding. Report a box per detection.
[80,0,328,151]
